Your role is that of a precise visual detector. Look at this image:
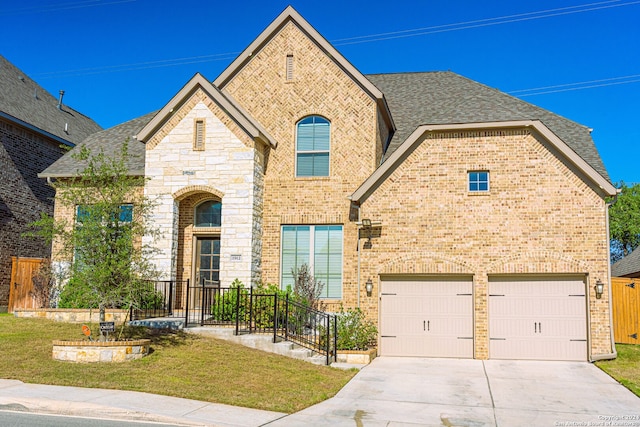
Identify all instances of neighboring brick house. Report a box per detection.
[41,7,618,361]
[0,55,101,311]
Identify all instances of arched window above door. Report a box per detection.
[195,200,222,227]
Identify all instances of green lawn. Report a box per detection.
[0,314,356,413]
[596,344,640,397]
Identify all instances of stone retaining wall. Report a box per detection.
[336,348,377,364]
[52,339,151,362]
[14,308,128,323]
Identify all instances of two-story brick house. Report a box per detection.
[0,55,101,311]
[41,6,617,361]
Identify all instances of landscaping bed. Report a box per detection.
[0,314,355,413]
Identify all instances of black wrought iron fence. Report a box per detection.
[129,280,186,321]
[277,295,337,365]
[181,283,337,364]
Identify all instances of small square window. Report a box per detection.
[468,171,489,192]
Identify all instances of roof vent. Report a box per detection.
[18,76,24,81]
[34,88,38,99]
[57,90,65,110]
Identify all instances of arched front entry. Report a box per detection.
[173,187,224,308]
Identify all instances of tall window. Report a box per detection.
[296,116,330,177]
[281,225,343,299]
[195,200,221,227]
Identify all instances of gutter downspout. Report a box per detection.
[357,232,361,308]
[591,193,619,362]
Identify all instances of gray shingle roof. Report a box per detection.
[366,71,610,181]
[39,112,154,178]
[0,54,102,145]
[612,247,640,277]
[42,70,610,183]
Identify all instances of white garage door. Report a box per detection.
[380,276,473,358]
[489,276,587,361]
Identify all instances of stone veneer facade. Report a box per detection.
[144,89,264,287]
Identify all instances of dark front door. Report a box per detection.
[195,237,220,286]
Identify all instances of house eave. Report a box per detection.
[135,73,276,148]
[0,111,74,148]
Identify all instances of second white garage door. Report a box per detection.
[380,276,473,358]
[489,276,587,361]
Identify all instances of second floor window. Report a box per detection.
[296,116,330,177]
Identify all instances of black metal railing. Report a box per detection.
[129,279,187,321]
[131,280,337,364]
[181,282,337,364]
[277,295,337,366]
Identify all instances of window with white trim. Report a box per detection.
[296,116,330,177]
[468,171,489,192]
[281,225,343,298]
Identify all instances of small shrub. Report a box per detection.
[336,306,378,351]
[58,276,99,309]
[210,279,248,321]
[252,282,290,329]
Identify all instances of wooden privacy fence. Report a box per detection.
[611,277,640,344]
[8,257,46,313]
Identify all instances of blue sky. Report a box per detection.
[2,0,639,184]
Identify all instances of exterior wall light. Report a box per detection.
[365,279,373,297]
[595,279,604,299]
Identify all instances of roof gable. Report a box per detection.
[350,120,617,204]
[0,54,102,145]
[136,73,275,148]
[213,6,394,133]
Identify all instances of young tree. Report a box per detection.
[28,141,161,326]
[609,182,640,263]
[292,263,324,311]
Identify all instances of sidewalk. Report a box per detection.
[0,379,286,426]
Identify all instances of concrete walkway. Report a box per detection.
[2,358,640,426]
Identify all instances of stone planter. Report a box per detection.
[52,339,151,363]
[336,348,377,364]
[15,308,128,323]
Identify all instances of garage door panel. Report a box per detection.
[489,276,587,361]
[380,277,473,358]
[490,337,586,361]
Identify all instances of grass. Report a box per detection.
[596,344,640,397]
[0,313,356,413]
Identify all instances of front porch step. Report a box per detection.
[186,326,329,365]
[129,318,185,330]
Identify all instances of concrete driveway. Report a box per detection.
[268,357,640,426]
